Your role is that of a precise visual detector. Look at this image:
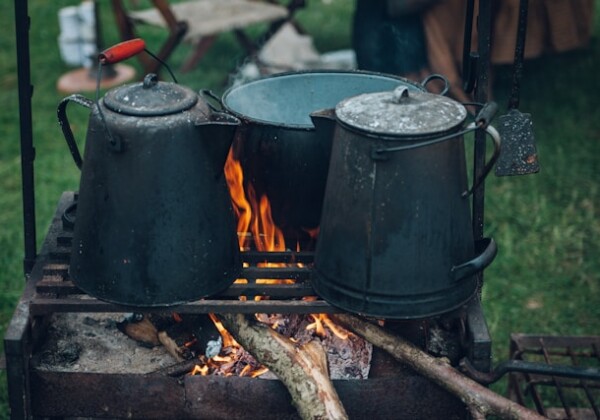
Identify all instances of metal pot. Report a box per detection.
[310,86,500,319]
[221,71,434,237]
[57,74,241,307]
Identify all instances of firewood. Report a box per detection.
[148,359,200,377]
[219,313,348,420]
[332,314,545,420]
[158,331,185,363]
[116,314,160,347]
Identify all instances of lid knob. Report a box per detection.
[392,86,409,104]
[143,73,159,89]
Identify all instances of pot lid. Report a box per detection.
[103,74,199,116]
[335,86,467,136]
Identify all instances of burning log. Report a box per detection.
[158,331,186,363]
[219,313,349,420]
[116,314,160,348]
[332,314,545,420]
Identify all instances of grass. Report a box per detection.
[1,0,599,417]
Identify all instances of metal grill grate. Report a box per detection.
[508,334,600,419]
[30,192,337,316]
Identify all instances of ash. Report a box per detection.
[33,312,372,380]
[256,313,372,380]
[32,313,177,373]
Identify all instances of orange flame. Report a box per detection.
[190,364,209,376]
[188,147,348,381]
[239,364,252,377]
[254,194,286,252]
[307,314,349,340]
[224,149,252,249]
[249,366,270,378]
[184,338,198,348]
[306,314,326,337]
[224,149,286,252]
[208,313,238,349]
[224,149,291,290]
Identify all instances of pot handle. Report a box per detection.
[461,122,501,197]
[421,74,450,96]
[57,94,94,170]
[451,238,497,282]
[371,102,501,198]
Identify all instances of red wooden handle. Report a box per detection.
[98,38,146,65]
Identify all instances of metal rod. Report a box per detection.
[540,338,574,419]
[29,297,339,316]
[472,0,492,240]
[471,0,493,294]
[567,346,600,417]
[14,0,37,274]
[460,357,600,385]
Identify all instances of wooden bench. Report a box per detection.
[111,0,305,74]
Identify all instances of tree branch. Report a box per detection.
[219,313,348,420]
[331,313,545,420]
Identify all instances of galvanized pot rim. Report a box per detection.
[221,70,426,130]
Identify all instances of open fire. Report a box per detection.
[9,164,492,419]
[161,148,369,379]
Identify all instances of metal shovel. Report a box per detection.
[494,0,540,176]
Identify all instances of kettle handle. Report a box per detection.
[57,94,93,170]
[98,38,146,65]
[370,102,501,198]
[461,122,501,197]
[421,74,450,96]
[451,238,497,282]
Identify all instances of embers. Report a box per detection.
[118,312,372,380]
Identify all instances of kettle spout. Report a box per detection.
[196,112,240,174]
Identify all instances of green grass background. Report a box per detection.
[1,0,599,417]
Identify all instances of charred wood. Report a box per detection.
[116,314,160,348]
[219,313,349,420]
[332,313,545,420]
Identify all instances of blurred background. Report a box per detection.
[0,0,599,416]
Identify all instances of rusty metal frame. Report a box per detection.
[508,334,600,419]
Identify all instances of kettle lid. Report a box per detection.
[103,74,199,116]
[335,86,467,136]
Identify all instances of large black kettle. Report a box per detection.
[311,85,500,319]
[57,69,241,307]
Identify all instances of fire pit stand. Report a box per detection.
[4,192,493,418]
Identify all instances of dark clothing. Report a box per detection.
[352,0,428,75]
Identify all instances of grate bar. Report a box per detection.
[539,338,574,419]
[523,380,600,389]
[567,345,600,418]
[242,251,314,264]
[509,335,600,419]
[30,200,332,316]
[29,297,339,316]
[36,279,317,298]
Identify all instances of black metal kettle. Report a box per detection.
[57,41,241,307]
[310,84,500,319]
